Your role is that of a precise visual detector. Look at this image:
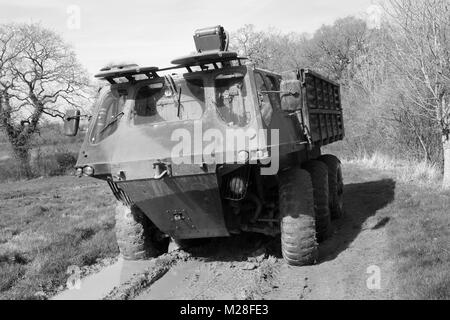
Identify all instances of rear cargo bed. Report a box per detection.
[301,69,345,145]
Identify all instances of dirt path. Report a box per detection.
[265,166,398,300]
[101,164,400,300]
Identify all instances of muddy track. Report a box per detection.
[103,164,399,300]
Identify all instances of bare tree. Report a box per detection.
[0,23,91,178]
[230,25,310,72]
[304,17,370,82]
[386,0,450,187]
[230,24,272,68]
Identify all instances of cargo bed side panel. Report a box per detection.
[303,70,345,146]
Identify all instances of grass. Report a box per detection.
[387,186,450,299]
[0,144,9,161]
[342,152,441,186]
[345,153,450,300]
[0,176,118,300]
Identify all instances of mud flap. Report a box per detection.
[119,174,229,239]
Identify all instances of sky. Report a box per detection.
[0,0,375,76]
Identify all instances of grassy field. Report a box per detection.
[343,154,450,300]
[387,181,450,299]
[0,176,118,300]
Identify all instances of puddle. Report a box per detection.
[52,258,155,300]
[135,261,202,300]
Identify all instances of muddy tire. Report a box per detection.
[318,155,344,219]
[279,168,318,266]
[302,160,331,242]
[115,202,159,260]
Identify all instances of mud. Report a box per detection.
[61,164,399,300]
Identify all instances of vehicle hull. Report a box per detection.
[117,173,229,239]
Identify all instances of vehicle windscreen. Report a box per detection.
[90,89,127,144]
[134,78,204,125]
[215,73,250,127]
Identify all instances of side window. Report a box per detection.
[266,75,281,107]
[215,73,249,127]
[255,73,273,127]
[90,89,127,144]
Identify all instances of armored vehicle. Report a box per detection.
[65,26,345,266]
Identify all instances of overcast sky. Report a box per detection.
[0,0,375,75]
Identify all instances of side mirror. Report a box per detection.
[280,80,302,112]
[64,109,80,136]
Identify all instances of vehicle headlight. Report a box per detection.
[164,89,173,97]
[83,166,94,176]
[237,150,249,163]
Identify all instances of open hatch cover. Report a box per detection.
[94,64,160,84]
[170,51,247,72]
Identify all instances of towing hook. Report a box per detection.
[154,170,168,180]
[153,162,171,180]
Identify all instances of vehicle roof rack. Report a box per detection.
[94,65,160,84]
[169,51,247,73]
[94,52,249,85]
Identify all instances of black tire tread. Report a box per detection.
[318,155,344,219]
[279,168,318,266]
[115,202,158,260]
[302,160,331,242]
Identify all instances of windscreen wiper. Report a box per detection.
[100,112,124,133]
[176,87,182,119]
[165,75,183,119]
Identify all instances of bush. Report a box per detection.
[33,149,78,177]
[32,122,85,147]
[55,152,77,173]
[0,146,80,182]
[0,159,21,183]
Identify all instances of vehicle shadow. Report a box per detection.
[186,232,276,263]
[318,178,396,263]
[187,179,396,264]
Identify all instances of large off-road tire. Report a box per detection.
[115,202,159,260]
[318,155,344,219]
[302,160,331,242]
[279,168,318,266]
